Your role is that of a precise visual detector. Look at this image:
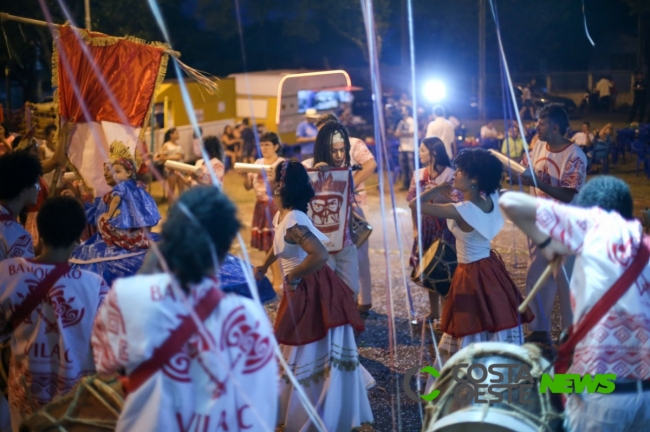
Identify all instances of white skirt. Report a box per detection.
[278,325,374,432]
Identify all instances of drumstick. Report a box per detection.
[518,257,561,314]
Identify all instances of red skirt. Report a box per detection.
[98,214,150,251]
[441,251,534,338]
[251,200,276,252]
[274,265,365,346]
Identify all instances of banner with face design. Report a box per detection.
[306,168,351,253]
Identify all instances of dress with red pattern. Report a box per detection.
[0,258,107,430]
[91,274,278,432]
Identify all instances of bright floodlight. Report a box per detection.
[424,80,446,102]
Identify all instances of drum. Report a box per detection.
[423,342,564,432]
[20,374,125,431]
[410,237,457,297]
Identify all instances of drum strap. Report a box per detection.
[555,235,650,375]
[9,262,71,331]
[125,287,225,393]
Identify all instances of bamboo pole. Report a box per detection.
[0,12,180,58]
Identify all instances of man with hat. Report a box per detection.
[296,108,320,158]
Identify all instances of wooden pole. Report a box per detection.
[0,12,180,58]
[84,0,92,31]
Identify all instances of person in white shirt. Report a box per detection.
[425,105,456,160]
[570,122,595,149]
[520,103,587,347]
[500,176,650,432]
[394,105,416,190]
[596,76,612,112]
[1,197,108,430]
[92,187,278,432]
[480,121,501,140]
[313,115,377,314]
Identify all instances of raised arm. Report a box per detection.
[499,191,571,260]
[408,183,463,222]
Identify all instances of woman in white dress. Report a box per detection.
[409,148,534,364]
[154,127,185,203]
[254,160,373,432]
[407,137,456,324]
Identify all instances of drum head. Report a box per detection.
[431,408,538,432]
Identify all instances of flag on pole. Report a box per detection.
[306,168,351,253]
[54,25,169,197]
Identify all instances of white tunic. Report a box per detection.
[536,200,650,379]
[0,206,33,262]
[0,258,107,431]
[92,274,278,432]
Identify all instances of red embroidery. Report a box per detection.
[572,311,650,379]
[607,238,635,267]
[220,306,274,374]
[7,234,33,258]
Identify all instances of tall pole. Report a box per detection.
[478,0,486,120]
[84,0,91,31]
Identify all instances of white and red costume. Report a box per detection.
[0,258,107,431]
[535,200,650,431]
[248,157,284,252]
[522,142,587,332]
[92,274,278,432]
[273,210,373,431]
[0,206,34,261]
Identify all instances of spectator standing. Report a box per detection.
[295,108,320,158]
[425,105,456,160]
[394,106,416,190]
[501,126,525,161]
[596,76,612,112]
[629,72,646,123]
[239,118,256,164]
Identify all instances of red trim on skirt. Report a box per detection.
[440,251,534,338]
[251,199,276,252]
[98,214,150,251]
[274,265,365,346]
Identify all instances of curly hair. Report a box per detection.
[538,103,570,135]
[421,137,451,169]
[37,197,87,248]
[0,152,43,200]
[576,176,633,220]
[453,148,503,194]
[203,135,224,161]
[160,186,241,288]
[313,121,351,167]
[275,160,315,213]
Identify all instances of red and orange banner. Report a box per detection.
[54,26,169,196]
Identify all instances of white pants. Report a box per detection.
[326,244,360,297]
[565,386,650,432]
[354,205,372,305]
[525,239,573,332]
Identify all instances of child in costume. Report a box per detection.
[70,141,160,285]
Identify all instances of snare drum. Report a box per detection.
[20,374,125,431]
[423,342,564,432]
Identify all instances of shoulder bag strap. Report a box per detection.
[555,235,650,374]
[9,262,71,330]
[126,287,225,393]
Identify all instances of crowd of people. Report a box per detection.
[0,100,648,432]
